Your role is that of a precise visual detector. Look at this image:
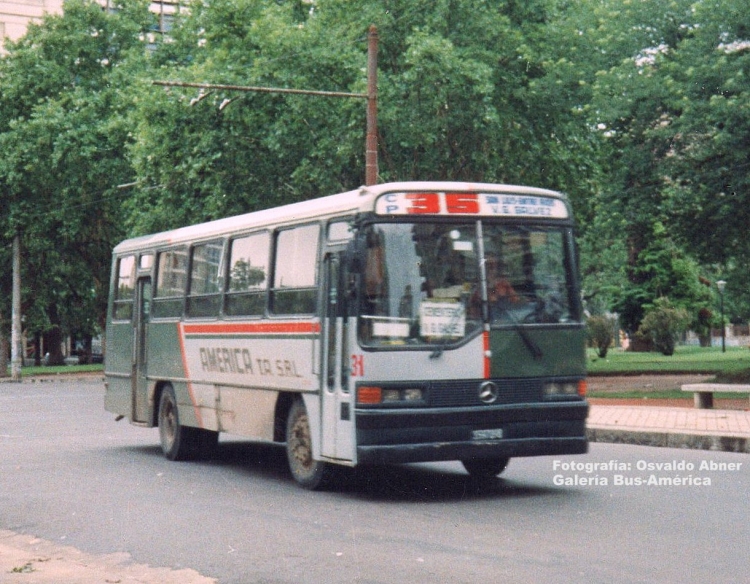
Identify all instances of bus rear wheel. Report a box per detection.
[285,398,333,490]
[158,384,218,461]
[461,457,510,479]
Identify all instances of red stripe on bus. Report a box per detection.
[483,329,491,379]
[182,321,321,335]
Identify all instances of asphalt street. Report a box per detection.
[1,379,748,583]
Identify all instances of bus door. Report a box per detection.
[320,251,353,460]
[132,277,151,423]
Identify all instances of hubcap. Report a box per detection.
[290,414,313,470]
[161,398,176,444]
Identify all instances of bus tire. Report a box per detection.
[285,398,332,490]
[461,457,510,479]
[158,384,218,461]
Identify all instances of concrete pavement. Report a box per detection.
[588,404,750,453]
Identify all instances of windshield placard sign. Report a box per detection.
[420,302,466,338]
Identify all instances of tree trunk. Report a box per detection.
[33,332,42,366]
[11,232,22,381]
[43,326,66,366]
[0,311,9,378]
[43,303,66,366]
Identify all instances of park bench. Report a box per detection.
[681,384,750,409]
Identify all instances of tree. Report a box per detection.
[637,297,690,356]
[125,0,601,233]
[657,0,750,258]
[610,222,713,337]
[585,0,750,324]
[0,0,154,363]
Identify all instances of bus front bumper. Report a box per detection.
[355,401,588,465]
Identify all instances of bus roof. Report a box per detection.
[113,181,566,254]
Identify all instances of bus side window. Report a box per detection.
[153,247,188,318]
[271,224,320,315]
[328,220,354,242]
[225,232,270,316]
[187,240,224,318]
[112,255,136,321]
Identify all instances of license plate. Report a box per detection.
[472,428,504,440]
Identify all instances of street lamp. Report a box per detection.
[716,280,726,353]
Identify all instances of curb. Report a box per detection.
[587,428,750,454]
[0,375,104,384]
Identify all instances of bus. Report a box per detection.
[104,181,588,489]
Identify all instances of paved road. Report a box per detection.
[1,380,749,583]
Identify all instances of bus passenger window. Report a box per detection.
[153,248,188,318]
[187,240,224,318]
[112,255,136,320]
[271,224,319,315]
[225,232,269,316]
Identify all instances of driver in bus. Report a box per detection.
[486,256,519,306]
[469,254,521,321]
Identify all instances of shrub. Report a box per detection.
[636,297,690,356]
[587,315,616,358]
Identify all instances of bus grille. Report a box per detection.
[427,378,543,407]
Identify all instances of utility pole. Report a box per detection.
[365,25,379,186]
[11,232,22,381]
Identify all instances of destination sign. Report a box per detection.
[375,192,569,219]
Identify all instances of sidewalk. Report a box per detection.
[587,404,750,453]
[0,530,216,584]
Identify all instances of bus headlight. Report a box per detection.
[403,388,423,401]
[357,386,424,405]
[382,389,401,402]
[544,381,586,397]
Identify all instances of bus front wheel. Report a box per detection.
[285,398,333,490]
[158,384,218,461]
[461,457,510,479]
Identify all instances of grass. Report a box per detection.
[587,345,750,400]
[587,345,750,378]
[3,363,103,377]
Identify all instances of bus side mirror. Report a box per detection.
[343,272,359,317]
[345,238,363,273]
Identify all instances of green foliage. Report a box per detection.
[586,314,616,358]
[124,0,601,233]
[2,0,750,345]
[655,0,750,269]
[610,223,712,334]
[0,0,154,346]
[636,297,690,356]
[578,203,628,316]
[586,0,750,323]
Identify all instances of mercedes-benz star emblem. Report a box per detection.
[478,381,499,404]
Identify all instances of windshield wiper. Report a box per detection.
[496,306,543,360]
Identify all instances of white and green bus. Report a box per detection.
[105,181,588,489]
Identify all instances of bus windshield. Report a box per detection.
[359,221,578,347]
